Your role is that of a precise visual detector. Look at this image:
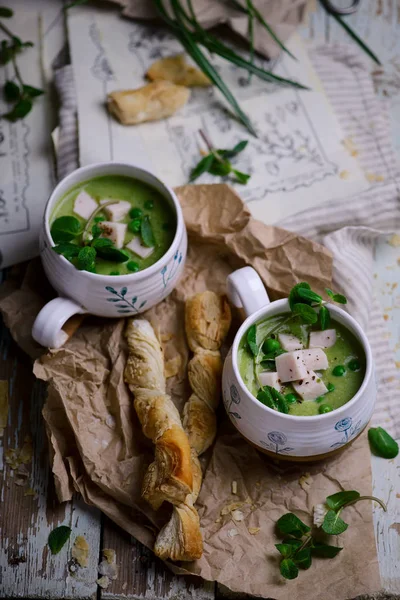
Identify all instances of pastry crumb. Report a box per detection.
[231,510,244,522]
[227,528,239,538]
[299,472,313,491]
[231,480,237,494]
[248,527,260,535]
[388,234,400,247]
[72,536,89,567]
[339,170,349,179]
[342,137,358,157]
[97,576,110,589]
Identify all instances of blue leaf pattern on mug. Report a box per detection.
[161,251,183,289]
[105,286,147,314]
[224,384,242,419]
[330,416,363,449]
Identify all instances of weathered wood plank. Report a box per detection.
[0,318,102,599]
[101,516,215,600]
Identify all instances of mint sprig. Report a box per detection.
[0,10,43,122]
[288,282,347,330]
[275,489,386,580]
[48,525,71,555]
[190,130,250,184]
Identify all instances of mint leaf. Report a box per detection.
[292,303,318,324]
[269,387,289,414]
[322,510,348,535]
[368,427,399,459]
[296,288,322,304]
[275,543,294,558]
[91,223,101,239]
[256,386,275,409]
[91,237,113,249]
[326,491,360,511]
[53,242,80,260]
[289,282,311,310]
[333,293,347,304]
[48,525,71,555]
[294,548,312,570]
[51,216,82,243]
[232,169,251,184]
[276,513,310,538]
[246,324,258,356]
[319,305,331,330]
[280,558,298,580]
[311,542,342,558]
[77,246,96,271]
[218,140,248,159]
[140,215,155,247]
[189,154,214,182]
[4,80,20,102]
[3,97,32,121]
[22,84,44,97]
[95,245,129,263]
[209,160,232,176]
[0,7,13,17]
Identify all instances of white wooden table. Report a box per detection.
[0,1,399,598]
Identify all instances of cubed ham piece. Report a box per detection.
[292,370,328,401]
[258,371,282,391]
[98,221,127,249]
[276,351,309,383]
[309,329,337,349]
[73,190,98,220]
[299,348,329,371]
[103,200,131,222]
[278,333,303,352]
[126,236,154,259]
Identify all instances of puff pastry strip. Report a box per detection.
[124,319,203,561]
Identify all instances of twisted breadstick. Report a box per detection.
[183,291,232,455]
[124,319,203,561]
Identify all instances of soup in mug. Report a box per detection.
[238,313,365,416]
[50,175,176,275]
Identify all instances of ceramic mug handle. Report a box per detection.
[227,266,270,317]
[32,297,87,348]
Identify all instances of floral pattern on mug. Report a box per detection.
[260,431,294,455]
[105,286,147,314]
[330,416,363,449]
[223,384,242,420]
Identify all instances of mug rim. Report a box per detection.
[43,161,184,281]
[231,298,373,423]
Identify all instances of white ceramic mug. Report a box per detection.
[32,162,187,348]
[222,267,375,460]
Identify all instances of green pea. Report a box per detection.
[129,207,142,219]
[110,271,120,276]
[327,382,335,392]
[94,214,105,222]
[127,261,140,273]
[285,393,297,404]
[348,359,360,372]
[319,404,333,414]
[262,338,281,354]
[128,219,141,233]
[315,396,325,403]
[144,200,154,210]
[332,365,346,377]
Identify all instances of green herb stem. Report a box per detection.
[82,201,114,242]
[0,19,14,39]
[345,495,387,512]
[297,534,313,553]
[246,0,254,83]
[11,53,23,88]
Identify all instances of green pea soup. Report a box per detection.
[238,313,366,416]
[50,175,176,275]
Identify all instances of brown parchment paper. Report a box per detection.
[0,184,380,599]
[106,0,308,59]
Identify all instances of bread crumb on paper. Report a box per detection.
[228,528,239,538]
[248,527,260,535]
[342,137,358,157]
[231,510,244,522]
[388,234,400,247]
[298,472,313,491]
[339,170,349,179]
[72,536,89,567]
[366,172,384,182]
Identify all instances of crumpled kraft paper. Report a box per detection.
[0,184,380,599]
[106,0,308,59]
